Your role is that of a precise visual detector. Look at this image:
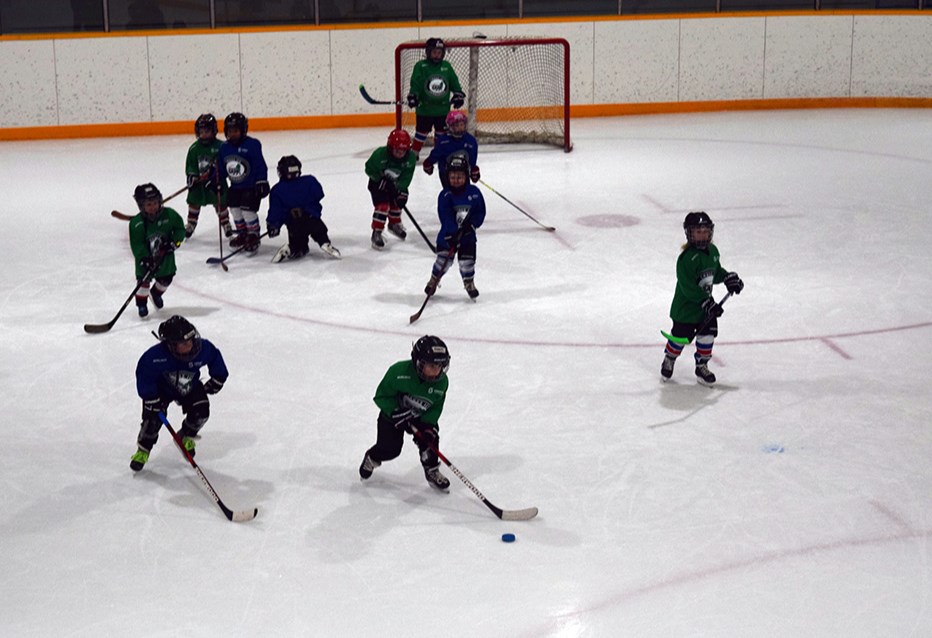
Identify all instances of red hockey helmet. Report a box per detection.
[387,129,412,153]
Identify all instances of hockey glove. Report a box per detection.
[701,297,724,319]
[724,272,744,295]
[450,91,465,109]
[414,422,439,449]
[422,160,434,175]
[267,224,281,238]
[255,181,270,199]
[389,408,415,433]
[395,191,409,207]
[377,178,396,195]
[186,173,200,189]
[406,93,419,109]
[470,165,480,183]
[204,377,225,395]
[139,256,156,271]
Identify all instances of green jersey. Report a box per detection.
[185,139,226,208]
[373,360,448,426]
[365,146,417,194]
[129,207,186,279]
[669,243,728,324]
[409,59,462,118]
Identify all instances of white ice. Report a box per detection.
[1,110,931,637]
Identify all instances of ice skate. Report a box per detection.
[387,222,407,240]
[150,288,164,309]
[221,219,234,237]
[321,242,341,259]
[695,362,716,386]
[137,301,148,318]
[181,436,196,458]
[272,244,291,263]
[184,221,197,239]
[244,233,260,254]
[371,230,385,250]
[424,466,450,490]
[424,275,440,296]
[359,452,380,480]
[129,448,149,472]
[661,355,676,381]
[463,277,479,299]
[230,232,246,248]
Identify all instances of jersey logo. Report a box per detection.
[426,75,448,97]
[162,369,198,397]
[225,155,250,184]
[401,394,432,415]
[698,269,715,295]
[454,205,470,226]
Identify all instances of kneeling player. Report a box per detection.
[267,155,341,262]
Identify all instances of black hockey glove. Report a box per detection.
[414,422,439,449]
[389,408,415,433]
[186,173,200,189]
[377,178,396,195]
[701,297,724,319]
[406,93,419,109]
[470,165,481,183]
[724,272,744,295]
[141,397,163,423]
[255,181,270,199]
[395,191,409,207]
[204,377,225,395]
[422,160,434,175]
[139,256,156,271]
[267,224,281,238]
[450,91,465,109]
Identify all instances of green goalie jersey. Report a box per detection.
[409,59,462,118]
[373,360,448,425]
[669,244,729,324]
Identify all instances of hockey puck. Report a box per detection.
[501,533,516,543]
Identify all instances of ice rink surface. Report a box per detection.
[1,109,930,637]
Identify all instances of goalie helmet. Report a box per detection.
[445,110,467,137]
[425,37,445,61]
[387,129,412,153]
[277,155,302,180]
[411,335,450,382]
[158,315,202,362]
[445,151,470,176]
[194,113,217,139]
[133,183,162,212]
[683,211,714,250]
[223,112,248,138]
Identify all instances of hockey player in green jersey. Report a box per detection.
[407,37,464,155]
[359,335,452,490]
[662,212,744,385]
[129,183,186,318]
[364,129,417,250]
[183,114,231,239]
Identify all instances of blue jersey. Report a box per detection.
[267,175,325,229]
[436,185,486,250]
[426,133,478,180]
[135,339,229,402]
[218,136,268,191]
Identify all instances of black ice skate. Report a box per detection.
[387,222,407,240]
[424,275,440,296]
[244,233,261,254]
[130,447,149,472]
[229,232,246,248]
[184,221,197,239]
[371,230,385,250]
[359,453,380,480]
[424,466,450,490]
[695,362,716,386]
[463,277,479,299]
[137,301,148,318]
[221,220,234,237]
[150,288,164,309]
[661,355,676,381]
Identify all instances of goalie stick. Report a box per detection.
[158,413,258,523]
[359,84,404,106]
[412,429,538,521]
[206,231,270,267]
[661,291,734,345]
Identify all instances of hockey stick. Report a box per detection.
[157,413,257,522]
[83,263,159,334]
[479,180,555,232]
[213,174,229,272]
[413,429,538,521]
[661,291,734,345]
[409,216,471,324]
[110,178,204,221]
[111,210,133,221]
[359,84,403,106]
[206,231,270,267]
[403,206,436,252]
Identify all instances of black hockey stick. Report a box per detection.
[206,231,270,267]
[409,216,471,324]
[83,263,159,334]
[110,182,194,222]
[413,429,538,521]
[359,84,403,106]
[158,413,258,523]
[403,206,436,252]
[479,179,555,232]
[661,291,734,345]
[214,174,229,272]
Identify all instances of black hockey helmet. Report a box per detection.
[223,112,248,138]
[277,155,302,180]
[425,37,445,61]
[411,335,450,382]
[683,211,714,250]
[194,113,217,139]
[445,151,470,176]
[133,183,163,212]
[158,315,202,362]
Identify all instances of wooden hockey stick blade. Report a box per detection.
[111,210,133,221]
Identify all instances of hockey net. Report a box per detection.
[395,37,571,152]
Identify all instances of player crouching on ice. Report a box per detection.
[364,129,416,250]
[130,316,229,472]
[129,183,186,318]
[360,335,452,490]
[425,152,486,299]
[267,155,341,262]
[662,212,744,386]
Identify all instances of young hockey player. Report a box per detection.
[407,37,464,155]
[364,129,417,250]
[268,155,341,262]
[129,183,186,318]
[359,335,452,490]
[422,110,480,190]
[424,153,487,299]
[218,112,269,253]
[662,211,744,386]
[183,113,232,239]
[130,315,229,472]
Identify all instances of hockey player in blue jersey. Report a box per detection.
[218,112,269,254]
[422,111,480,190]
[424,152,487,300]
[267,155,341,262]
[130,315,229,472]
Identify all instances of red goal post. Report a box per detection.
[394,36,572,152]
